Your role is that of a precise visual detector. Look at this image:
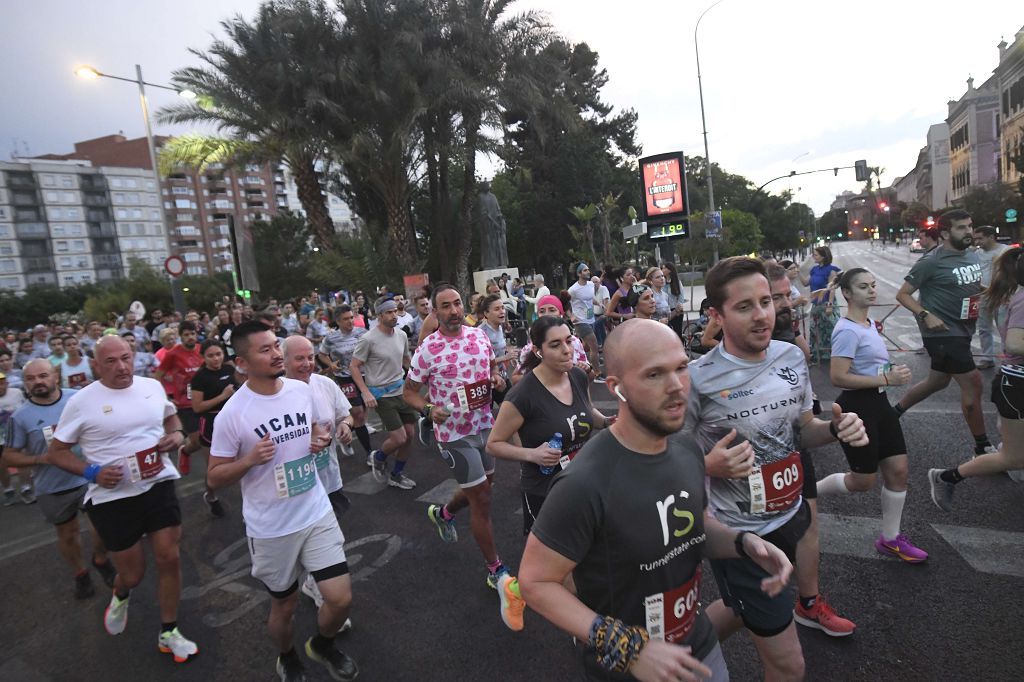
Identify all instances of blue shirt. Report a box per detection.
[7,389,88,495]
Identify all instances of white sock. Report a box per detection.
[816,472,850,496]
[880,487,906,541]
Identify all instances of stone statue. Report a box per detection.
[477,181,508,269]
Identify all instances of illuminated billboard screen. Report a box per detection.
[639,152,688,222]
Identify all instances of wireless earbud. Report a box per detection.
[614,385,627,403]
[535,352,543,359]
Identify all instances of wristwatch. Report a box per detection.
[916,309,930,322]
[422,403,434,418]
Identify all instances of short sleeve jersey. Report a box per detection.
[352,326,408,396]
[517,335,589,369]
[831,318,889,378]
[0,388,26,445]
[532,430,716,669]
[190,364,238,415]
[60,357,93,389]
[506,367,593,497]
[568,282,596,324]
[209,378,330,539]
[53,377,180,505]
[408,326,495,443]
[319,328,367,378]
[977,243,1008,286]
[158,344,204,408]
[308,373,351,494]
[479,322,507,361]
[7,389,88,495]
[684,341,812,534]
[904,246,983,337]
[999,288,1024,367]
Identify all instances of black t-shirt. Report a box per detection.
[506,367,593,497]
[189,364,238,416]
[532,430,716,677]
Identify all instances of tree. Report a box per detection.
[719,209,763,257]
[0,284,98,329]
[900,201,931,230]
[158,0,340,249]
[961,184,1024,230]
[818,208,849,239]
[568,203,599,265]
[250,212,317,298]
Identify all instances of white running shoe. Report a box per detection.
[301,573,325,608]
[104,591,130,635]
[158,627,199,663]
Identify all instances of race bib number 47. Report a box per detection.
[748,451,803,514]
[127,446,164,482]
[645,569,701,643]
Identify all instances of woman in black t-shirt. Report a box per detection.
[487,316,611,534]
[188,339,241,517]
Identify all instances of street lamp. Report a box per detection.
[695,0,727,264]
[75,63,194,310]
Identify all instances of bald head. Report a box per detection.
[282,335,314,359]
[283,335,316,382]
[93,335,134,389]
[603,319,679,377]
[22,358,53,375]
[95,334,131,361]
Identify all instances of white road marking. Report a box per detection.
[929,523,1024,578]
[415,479,460,505]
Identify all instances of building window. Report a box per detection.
[114,192,125,203]
[66,208,79,219]
[41,174,55,187]
[72,240,86,251]
[0,244,13,255]
[62,192,75,203]
[111,178,124,188]
[61,176,73,188]
[53,225,66,236]
[59,257,72,268]
[116,209,127,219]
[45,191,58,202]
[131,209,142,219]
[174,199,191,209]
[56,240,69,252]
[0,260,17,273]
[126,178,138,189]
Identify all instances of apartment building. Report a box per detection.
[281,163,358,234]
[996,27,1024,187]
[946,76,1001,202]
[915,123,952,210]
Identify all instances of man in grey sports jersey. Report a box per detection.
[685,257,867,681]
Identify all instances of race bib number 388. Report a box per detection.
[645,569,701,643]
[456,379,491,411]
[748,451,803,514]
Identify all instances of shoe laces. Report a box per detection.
[505,579,526,615]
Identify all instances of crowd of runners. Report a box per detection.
[1,207,1021,680]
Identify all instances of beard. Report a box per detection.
[630,401,684,438]
[774,307,793,333]
[951,234,972,250]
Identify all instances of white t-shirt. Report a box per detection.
[568,281,596,324]
[53,377,180,504]
[308,373,351,494]
[593,285,611,318]
[209,378,330,539]
[60,356,94,389]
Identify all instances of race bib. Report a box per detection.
[340,382,359,400]
[558,442,584,470]
[186,384,193,401]
[274,454,317,498]
[314,446,333,471]
[960,294,981,320]
[748,451,803,514]
[645,568,702,643]
[67,373,88,388]
[878,362,892,393]
[456,379,491,411]
[41,424,57,446]
[127,446,164,482]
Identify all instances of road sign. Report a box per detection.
[164,255,185,277]
[705,210,722,239]
[1008,208,1019,223]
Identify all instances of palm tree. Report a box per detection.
[569,203,598,265]
[157,0,341,250]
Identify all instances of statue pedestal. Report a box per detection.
[472,267,519,295]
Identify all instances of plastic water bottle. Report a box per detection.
[539,432,563,475]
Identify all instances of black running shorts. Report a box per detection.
[835,389,908,473]
[85,480,181,552]
[992,367,1024,420]
[923,336,976,375]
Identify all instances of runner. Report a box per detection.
[124,331,158,377]
[43,335,198,663]
[59,334,93,389]
[1,368,30,505]
[765,264,855,637]
[1,359,117,598]
[625,282,658,321]
[350,297,417,489]
[820,268,928,563]
[402,283,526,631]
[154,321,204,475]
[568,263,602,381]
[685,257,867,679]
[894,209,995,455]
[319,305,370,458]
[188,339,240,518]
[604,266,637,326]
[487,316,610,534]
[510,295,591,386]
[207,321,357,682]
[930,245,1024,507]
[972,225,1008,369]
[518,319,792,681]
[0,349,22,390]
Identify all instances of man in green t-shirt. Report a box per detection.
[894,208,994,455]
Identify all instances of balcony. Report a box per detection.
[24,256,55,272]
[7,174,36,189]
[15,222,48,239]
[79,176,107,191]
[86,209,111,222]
[88,221,117,238]
[83,194,109,207]
[94,254,123,268]
[11,192,39,206]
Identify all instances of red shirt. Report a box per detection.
[158,344,203,409]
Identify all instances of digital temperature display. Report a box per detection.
[648,220,689,240]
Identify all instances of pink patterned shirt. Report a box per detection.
[408,326,496,443]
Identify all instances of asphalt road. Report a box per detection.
[2,240,1023,680]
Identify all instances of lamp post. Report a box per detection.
[695,0,727,264]
[74,64,195,311]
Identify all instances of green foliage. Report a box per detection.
[182,272,235,309]
[719,209,763,257]
[0,284,98,329]
[818,208,849,238]
[960,185,1024,230]
[899,202,931,229]
[250,213,317,299]
[83,259,174,322]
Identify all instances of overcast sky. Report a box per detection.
[2,1,1021,215]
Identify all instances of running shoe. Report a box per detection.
[486,564,509,590]
[104,591,130,635]
[369,451,388,483]
[158,627,199,663]
[497,573,526,632]
[177,446,191,476]
[875,534,928,563]
[276,653,308,681]
[339,442,355,457]
[92,556,117,589]
[426,504,458,543]
[593,375,606,384]
[1009,468,1024,482]
[19,486,36,505]
[302,574,325,608]
[204,491,226,518]
[416,416,434,447]
[2,488,14,506]
[793,595,855,637]
[388,472,416,490]
[928,468,955,512]
[74,571,95,600]
[304,636,359,681]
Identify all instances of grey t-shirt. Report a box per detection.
[904,246,982,337]
[319,328,367,378]
[7,389,88,494]
[532,429,717,675]
[976,243,1008,286]
[830,317,889,378]
[352,326,409,397]
[684,341,812,534]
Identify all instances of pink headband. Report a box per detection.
[536,295,564,315]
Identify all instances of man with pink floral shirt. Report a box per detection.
[403,283,526,632]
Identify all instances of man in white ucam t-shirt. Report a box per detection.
[207,321,357,682]
[44,335,198,663]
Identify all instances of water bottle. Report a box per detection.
[539,432,563,475]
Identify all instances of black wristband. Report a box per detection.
[829,421,839,439]
[176,428,188,439]
[735,531,751,558]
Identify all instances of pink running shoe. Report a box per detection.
[875,534,928,563]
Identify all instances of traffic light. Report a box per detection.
[878,201,888,212]
[855,160,869,182]
[853,219,860,225]
[925,216,935,227]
